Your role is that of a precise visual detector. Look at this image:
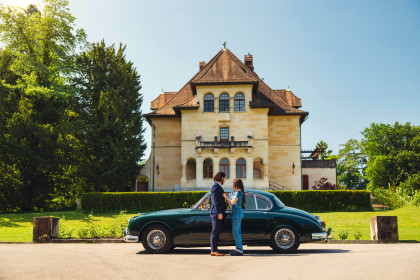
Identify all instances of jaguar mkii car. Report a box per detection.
[124,190,332,253]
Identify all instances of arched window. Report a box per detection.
[236,158,246,178]
[220,158,230,178]
[219,93,229,112]
[234,93,245,111]
[204,94,214,112]
[203,158,213,178]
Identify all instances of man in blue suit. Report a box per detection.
[210,171,226,256]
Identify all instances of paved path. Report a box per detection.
[1,243,419,280]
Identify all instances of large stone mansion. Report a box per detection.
[139,47,309,191]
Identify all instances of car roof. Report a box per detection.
[246,189,276,199]
[206,189,275,199]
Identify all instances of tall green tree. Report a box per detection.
[75,40,146,192]
[361,122,420,192]
[0,0,86,211]
[330,139,367,190]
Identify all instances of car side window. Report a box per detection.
[243,194,257,210]
[256,196,270,210]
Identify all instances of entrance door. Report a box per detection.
[302,174,309,190]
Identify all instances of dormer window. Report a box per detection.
[204,94,214,112]
[219,93,229,112]
[234,93,245,111]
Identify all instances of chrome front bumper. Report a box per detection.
[124,228,139,243]
[312,227,332,240]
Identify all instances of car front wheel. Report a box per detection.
[141,224,173,254]
[270,227,300,253]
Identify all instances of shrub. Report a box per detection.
[353,229,362,240]
[58,211,129,239]
[338,230,349,240]
[373,187,420,209]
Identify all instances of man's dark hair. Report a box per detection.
[213,172,226,182]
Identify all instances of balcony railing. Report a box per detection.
[196,136,252,149]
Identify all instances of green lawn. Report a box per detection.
[0,206,419,242]
[314,206,420,241]
[0,211,139,242]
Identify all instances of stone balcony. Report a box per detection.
[195,136,253,149]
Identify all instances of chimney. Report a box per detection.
[199,61,206,71]
[244,54,254,70]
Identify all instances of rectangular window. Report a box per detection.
[204,100,214,112]
[236,165,246,178]
[220,165,229,178]
[220,127,229,141]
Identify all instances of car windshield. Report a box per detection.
[274,196,285,208]
[192,194,211,210]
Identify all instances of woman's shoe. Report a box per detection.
[230,250,243,256]
[210,252,225,256]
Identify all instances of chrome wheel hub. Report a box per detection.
[147,230,166,250]
[275,228,295,249]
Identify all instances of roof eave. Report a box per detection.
[173,105,199,116]
[191,80,258,95]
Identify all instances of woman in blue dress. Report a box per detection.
[223,178,245,256]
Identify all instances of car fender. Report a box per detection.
[268,214,322,237]
[268,222,299,238]
[139,221,174,239]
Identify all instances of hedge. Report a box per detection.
[81,191,208,212]
[268,190,372,212]
[81,190,372,213]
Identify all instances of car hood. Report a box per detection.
[139,208,189,217]
[280,206,319,223]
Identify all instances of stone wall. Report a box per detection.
[268,115,302,190]
[302,167,337,189]
[139,118,181,191]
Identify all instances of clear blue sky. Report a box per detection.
[4,0,420,159]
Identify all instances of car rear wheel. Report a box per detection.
[270,227,300,253]
[141,224,173,254]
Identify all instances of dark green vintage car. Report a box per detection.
[124,190,332,253]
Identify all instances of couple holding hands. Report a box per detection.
[210,171,245,256]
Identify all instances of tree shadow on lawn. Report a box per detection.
[0,210,138,227]
[136,248,350,256]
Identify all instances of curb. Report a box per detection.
[327,240,419,244]
[50,238,126,243]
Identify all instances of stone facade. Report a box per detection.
[140,48,308,191]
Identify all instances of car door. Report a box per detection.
[241,193,272,242]
[188,194,233,244]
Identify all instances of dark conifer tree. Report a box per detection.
[75,40,146,192]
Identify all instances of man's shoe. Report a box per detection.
[210,252,224,256]
[230,250,243,256]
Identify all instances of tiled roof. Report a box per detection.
[150,92,177,110]
[191,49,258,85]
[145,48,308,122]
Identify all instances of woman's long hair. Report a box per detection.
[233,178,245,204]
